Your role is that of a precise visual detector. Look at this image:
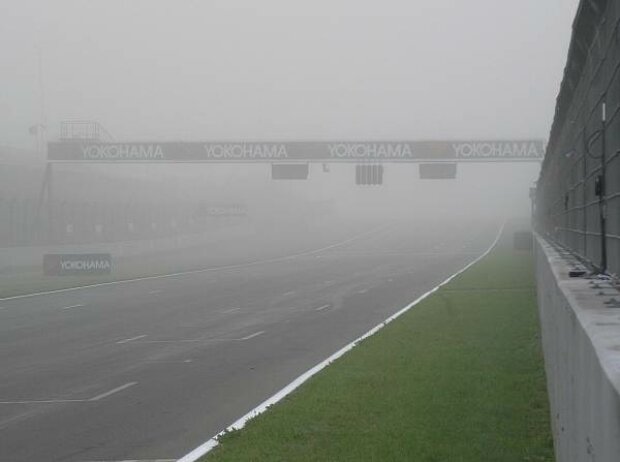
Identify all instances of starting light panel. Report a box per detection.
[355,164,384,185]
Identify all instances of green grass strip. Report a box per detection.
[204,250,553,462]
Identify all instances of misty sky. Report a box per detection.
[1,0,580,148]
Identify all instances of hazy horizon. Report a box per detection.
[2,0,579,148]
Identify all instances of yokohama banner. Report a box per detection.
[48,140,545,163]
[43,253,112,276]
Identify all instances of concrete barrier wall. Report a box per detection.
[535,236,620,462]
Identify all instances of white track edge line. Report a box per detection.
[61,304,85,310]
[176,222,505,462]
[0,226,388,302]
[116,335,147,345]
[237,331,265,341]
[89,382,137,402]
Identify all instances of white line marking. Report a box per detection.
[0,226,388,302]
[176,223,505,462]
[116,335,147,344]
[0,382,139,405]
[282,291,296,296]
[144,359,194,364]
[89,382,137,402]
[238,331,265,341]
[141,332,268,343]
[0,398,86,405]
[221,307,241,314]
[84,459,176,462]
[358,289,369,294]
[148,290,162,294]
[61,304,85,310]
[315,304,331,311]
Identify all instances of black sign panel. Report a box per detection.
[419,163,458,179]
[513,231,533,251]
[44,253,112,276]
[271,164,309,180]
[48,140,545,163]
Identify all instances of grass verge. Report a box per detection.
[203,248,553,462]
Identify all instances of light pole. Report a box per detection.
[587,99,607,274]
[600,100,607,273]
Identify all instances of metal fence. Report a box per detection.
[536,0,620,276]
[0,198,248,247]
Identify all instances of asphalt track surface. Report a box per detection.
[0,221,498,462]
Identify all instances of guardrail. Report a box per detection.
[535,0,619,276]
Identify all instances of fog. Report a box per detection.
[0,3,588,460]
[3,0,578,143]
[0,0,579,274]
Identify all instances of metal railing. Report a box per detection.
[0,198,247,247]
[536,0,620,276]
[60,120,114,142]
